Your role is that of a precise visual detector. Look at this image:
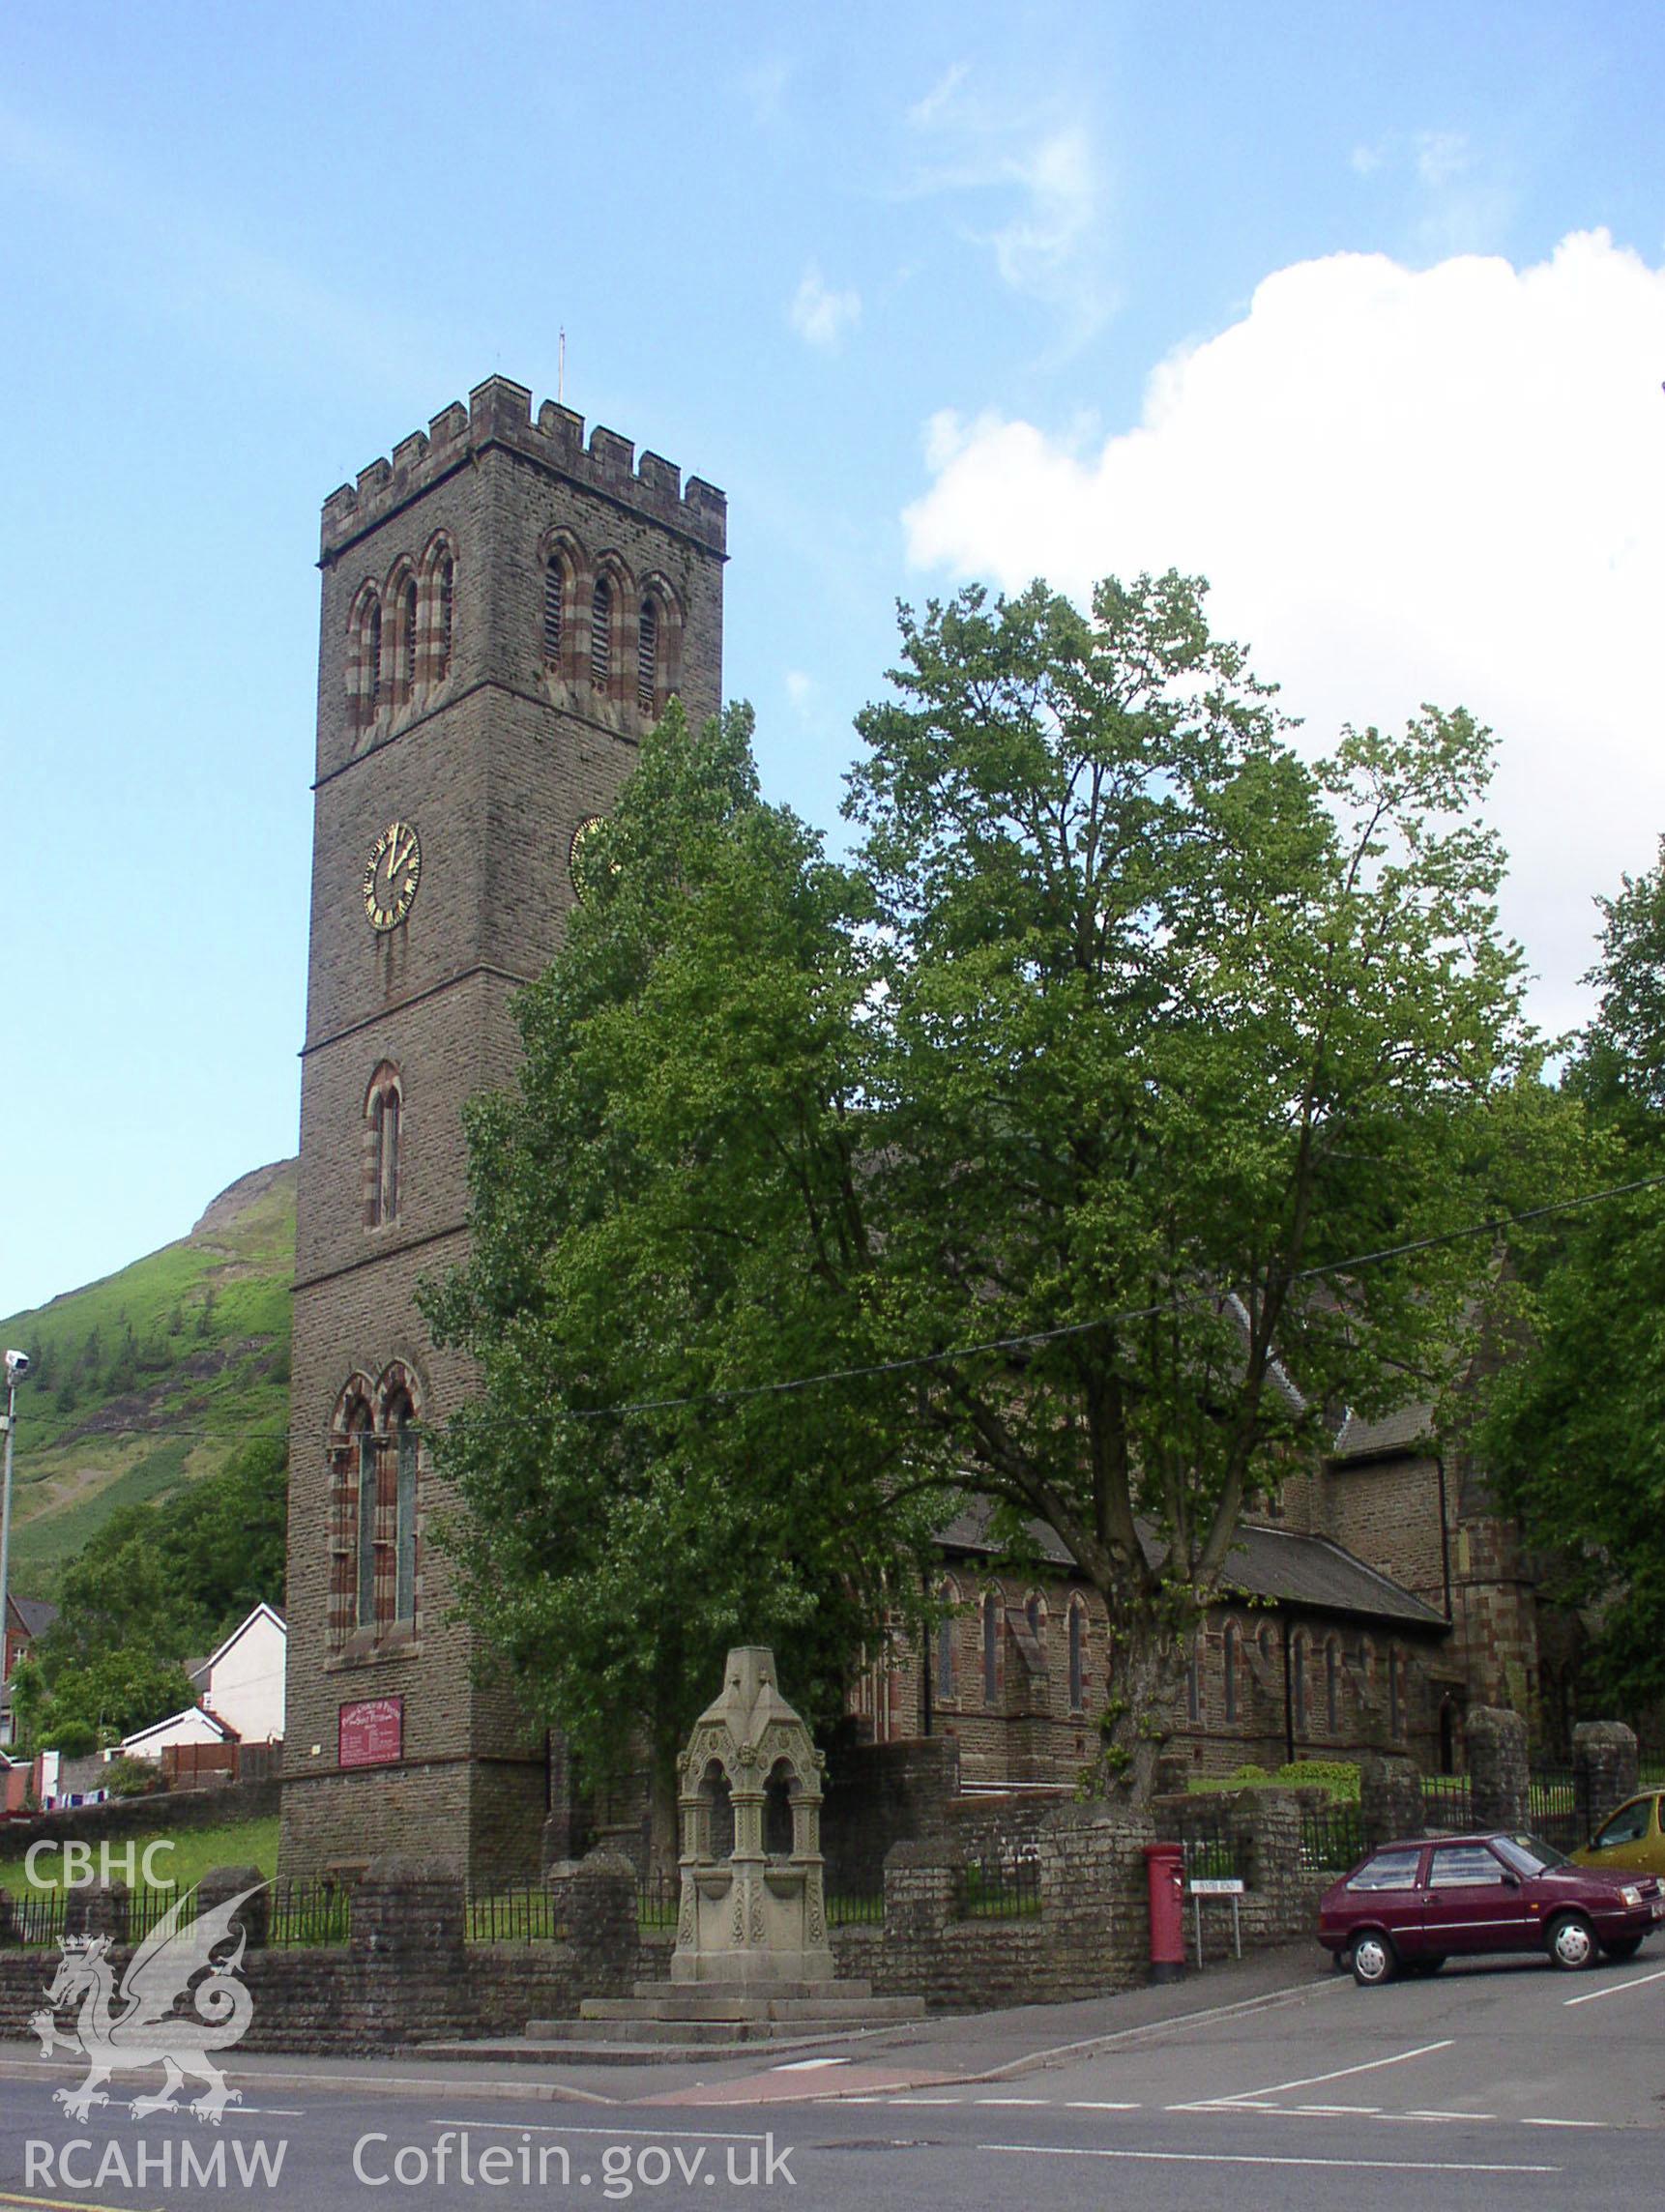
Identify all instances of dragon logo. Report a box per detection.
[30,1884,260,2125]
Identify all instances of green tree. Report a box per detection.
[1483,842,1665,1715]
[43,1649,196,1746]
[425,704,933,1854]
[432,574,1552,1813]
[40,1436,287,1677]
[837,575,1549,1790]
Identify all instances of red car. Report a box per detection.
[1319,1830,1664,1985]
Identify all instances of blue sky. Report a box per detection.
[3,1,1664,1319]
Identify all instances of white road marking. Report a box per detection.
[1064,2100,1141,2110]
[1290,2104,1381,2115]
[1521,2117,1606,2129]
[430,2120,773,2141]
[974,2096,1047,2106]
[1181,2036,1455,2109]
[1405,2110,1496,2122]
[771,2057,849,2071]
[1564,1965,1665,2007]
[980,2142,1560,2175]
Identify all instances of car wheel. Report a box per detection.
[1601,1936,1643,1962]
[1350,1932,1397,1986]
[1546,1912,1597,1970]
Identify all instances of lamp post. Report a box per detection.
[0,1350,31,1745]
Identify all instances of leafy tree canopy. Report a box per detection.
[1482,840,1665,1714]
[424,702,937,1844]
[432,575,1557,1806]
[21,1436,287,1751]
[842,574,1554,1787]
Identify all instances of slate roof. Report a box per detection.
[1330,1400,1436,1462]
[7,1597,58,1640]
[936,1498,1446,1630]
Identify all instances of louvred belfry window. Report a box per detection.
[591,576,612,689]
[543,557,564,667]
[401,576,418,695]
[435,554,453,680]
[637,597,657,711]
[366,597,382,713]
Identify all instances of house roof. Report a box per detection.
[6,1596,58,1640]
[936,1498,1446,1630]
[1217,1523,1446,1628]
[1330,1401,1437,1463]
[195,1602,287,1683]
[119,1705,239,1753]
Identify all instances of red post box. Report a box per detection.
[1143,1840,1186,1984]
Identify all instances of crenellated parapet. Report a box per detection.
[320,375,727,561]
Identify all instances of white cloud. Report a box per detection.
[1350,142,1385,177]
[898,70,1111,344]
[908,61,971,131]
[789,263,862,349]
[785,670,814,713]
[902,231,1665,1033]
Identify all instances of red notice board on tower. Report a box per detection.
[338,1697,403,1768]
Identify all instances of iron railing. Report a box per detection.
[1420,1773,1473,1831]
[5,1890,67,1947]
[826,1886,884,1927]
[466,1882,571,1945]
[957,1854,1041,1919]
[1300,1801,1366,1875]
[1177,1807,1250,1887]
[127,1885,196,1945]
[268,1879,350,1949]
[636,1876,681,1933]
[1528,1768,1586,1852]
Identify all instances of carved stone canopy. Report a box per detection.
[671,1647,833,1987]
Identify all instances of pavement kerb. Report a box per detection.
[0,1971,1338,2112]
[887,1971,1346,2091]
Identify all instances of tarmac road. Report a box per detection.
[0,1942,1658,2210]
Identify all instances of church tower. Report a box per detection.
[281,378,726,1877]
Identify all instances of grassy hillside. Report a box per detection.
[0,1162,294,1596]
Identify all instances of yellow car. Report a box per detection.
[1573,1791,1665,1879]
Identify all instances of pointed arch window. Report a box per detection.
[366,597,383,713]
[1388,1646,1404,1738]
[393,1398,418,1623]
[1326,1639,1341,1733]
[355,1422,378,1630]
[591,575,613,690]
[935,1584,957,1701]
[982,1593,1000,1705]
[1067,1602,1085,1711]
[1292,1629,1308,1738]
[1223,1620,1240,1725]
[366,1067,402,1228]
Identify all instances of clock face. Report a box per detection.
[569,815,607,903]
[363,820,423,931]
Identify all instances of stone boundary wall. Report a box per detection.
[0,1777,281,1862]
[0,1852,641,2056]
